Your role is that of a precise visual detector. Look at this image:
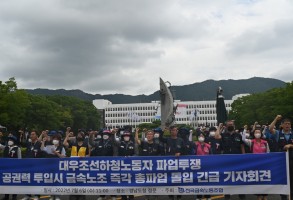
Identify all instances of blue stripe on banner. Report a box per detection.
[0,152,290,195]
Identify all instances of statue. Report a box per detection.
[159,78,176,129]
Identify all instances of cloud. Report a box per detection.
[0,0,292,95]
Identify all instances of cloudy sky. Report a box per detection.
[0,0,293,95]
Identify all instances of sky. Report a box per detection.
[0,0,293,95]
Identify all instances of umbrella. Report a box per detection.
[216,87,228,125]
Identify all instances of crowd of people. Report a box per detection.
[0,115,292,200]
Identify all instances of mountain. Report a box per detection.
[26,77,286,104]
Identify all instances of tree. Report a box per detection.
[0,78,30,130]
[229,82,293,127]
[0,78,101,132]
[46,95,101,131]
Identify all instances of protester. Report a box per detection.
[41,133,66,158]
[269,115,293,200]
[63,127,89,157]
[135,128,163,157]
[116,130,135,200]
[161,126,184,200]
[63,127,90,200]
[0,135,21,200]
[40,133,65,200]
[243,127,270,200]
[153,127,163,143]
[89,129,116,200]
[194,133,212,155]
[262,124,278,152]
[22,131,44,200]
[205,126,222,154]
[193,133,212,200]
[135,128,163,200]
[215,121,246,200]
[178,127,194,155]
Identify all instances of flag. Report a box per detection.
[189,109,198,121]
[216,87,228,125]
[175,104,187,117]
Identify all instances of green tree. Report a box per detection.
[47,95,100,131]
[25,95,64,131]
[0,78,30,130]
[229,82,293,127]
[0,78,101,132]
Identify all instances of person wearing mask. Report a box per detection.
[205,127,222,154]
[63,128,89,158]
[41,133,66,158]
[243,128,270,200]
[243,128,270,153]
[38,130,54,158]
[90,129,113,157]
[194,133,211,200]
[153,128,163,144]
[0,136,21,200]
[215,121,245,200]
[116,130,135,200]
[89,129,115,200]
[63,127,89,200]
[22,131,44,200]
[41,133,65,200]
[269,115,293,200]
[194,133,212,155]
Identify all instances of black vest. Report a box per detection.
[165,137,184,156]
[140,141,162,156]
[181,140,194,155]
[206,137,222,154]
[118,141,135,156]
[25,141,43,158]
[278,132,293,160]
[91,140,113,157]
[3,146,19,158]
[221,131,243,154]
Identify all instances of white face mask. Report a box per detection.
[154,133,160,138]
[198,137,205,142]
[124,136,130,142]
[254,133,261,139]
[96,135,102,139]
[209,131,215,137]
[103,135,109,140]
[52,140,59,145]
[28,138,32,143]
[8,141,14,146]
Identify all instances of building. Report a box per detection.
[93,95,248,129]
